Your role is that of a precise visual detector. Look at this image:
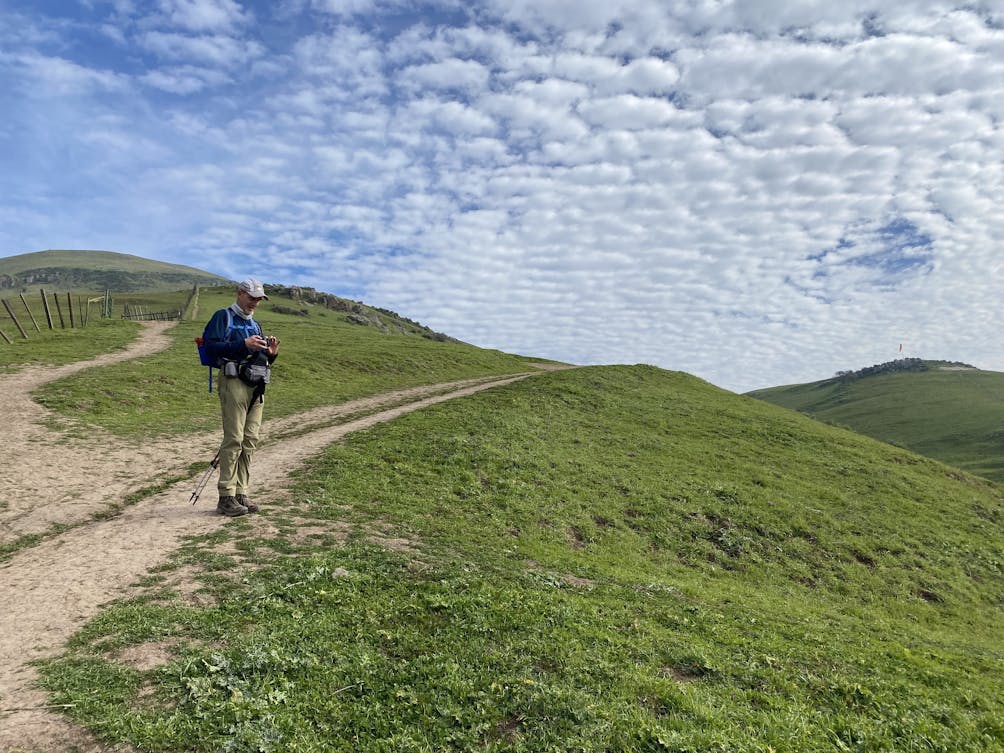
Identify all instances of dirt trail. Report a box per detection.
[0,321,537,752]
[0,322,182,544]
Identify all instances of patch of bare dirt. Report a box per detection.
[113,640,184,672]
[0,320,537,752]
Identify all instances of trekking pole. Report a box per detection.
[189,448,222,505]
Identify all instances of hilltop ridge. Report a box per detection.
[831,357,977,382]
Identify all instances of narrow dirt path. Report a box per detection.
[0,322,539,752]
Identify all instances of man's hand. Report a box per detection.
[245,335,269,351]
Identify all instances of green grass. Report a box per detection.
[22,287,544,436]
[38,366,1004,752]
[0,318,143,373]
[748,367,1004,482]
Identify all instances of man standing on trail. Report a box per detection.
[202,279,280,517]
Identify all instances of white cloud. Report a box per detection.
[402,97,498,136]
[453,136,513,164]
[155,0,252,32]
[616,56,680,93]
[836,95,993,150]
[577,95,686,130]
[0,51,128,95]
[139,30,264,67]
[480,90,590,142]
[546,52,623,87]
[99,22,129,45]
[486,0,670,43]
[309,0,381,18]
[291,29,388,97]
[140,64,231,93]
[512,77,588,106]
[398,58,491,93]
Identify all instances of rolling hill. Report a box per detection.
[0,249,230,293]
[35,365,1004,751]
[747,358,1004,482]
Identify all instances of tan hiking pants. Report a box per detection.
[217,374,265,497]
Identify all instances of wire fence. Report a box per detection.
[0,289,100,344]
[121,306,183,321]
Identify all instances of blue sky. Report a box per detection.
[2,0,1002,392]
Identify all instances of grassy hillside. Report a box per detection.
[39,366,1004,752]
[0,254,462,370]
[0,249,230,293]
[748,362,1004,482]
[13,285,547,436]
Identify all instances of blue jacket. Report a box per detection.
[202,306,275,365]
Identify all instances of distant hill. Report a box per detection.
[0,248,460,343]
[0,250,230,293]
[747,359,1004,481]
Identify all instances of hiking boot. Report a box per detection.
[217,495,248,517]
[236,494,259,513]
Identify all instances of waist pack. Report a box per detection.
[239,359,271,387]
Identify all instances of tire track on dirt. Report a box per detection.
[0,323,538,752]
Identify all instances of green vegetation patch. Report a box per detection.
[0,318,141,373]
[26,287,542,436]
[39,367,1004,751]
[749,364,1004,482]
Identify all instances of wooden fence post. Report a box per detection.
[53,292,65,329]
[0,327,12,344]
[19,293,41,332]
[40,289,54,329]
[66,292,75,328]
[2,299,28,339]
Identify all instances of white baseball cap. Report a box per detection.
[237,278,269,299]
